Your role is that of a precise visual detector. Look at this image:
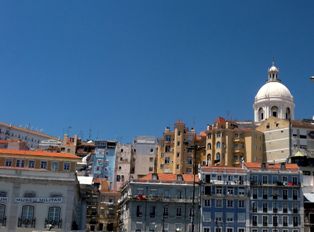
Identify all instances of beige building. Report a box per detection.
[205,117,264,167]
[114,143,132,191]
[0,149,82,232]
[156,121,205,174]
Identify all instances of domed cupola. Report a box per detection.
[253,62,295,123]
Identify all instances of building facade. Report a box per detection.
[131,136,158,179]
[93,141,117,189]
[200,166,249,232]
[114,143,132,191]
[205,117,264,167]
[0,149,82,232]
[0,122,56,149]
[119,173,200,232]
[157,121,205,174]
[244,162,303,232]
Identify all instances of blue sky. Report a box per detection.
[0,1,313,142]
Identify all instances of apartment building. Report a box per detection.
[200,166,249,232]
[244,162,303,232]
[157,121,205,174]
[119,173,200,232]
[114,143,132,191]
[205,117,264,167]
[0,122,56,149]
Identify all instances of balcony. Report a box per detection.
[17,218,36,228]
[44,218,62,229]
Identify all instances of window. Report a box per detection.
[205,186,211,195]
[48,161,57,172]
[227,228,233,232]
[263,216,268,226]
[48,207,61,222]
[203,212,211,222]
[283,189,288,200]
[204,199,210,207]
[149,206,155,218]
[262,175,268,184]
[263,189,268,199]
[293,216,299,226]
[293,189,298,200]
[216,142,221,149]
[263,202,268,213]
[251,201,257,212]
[238,213,245,222]
[21,205,34,220]
[238,229,245,232]
[238,200,245,208]
[63,162,70,171]
[226,213,233,222]
[187,157,193,165]
[238,187,245,196]
[216,187,222,195]
[176,207,182,217]
[227,187,233,195]
[273,216,278,226]
[165,157,170,164]
[252,215,257,226]
[204,228,210,232]
[0,204,5,222]
[216,199,222,208]
[163,206,168,217]
[16,160,25,168]
[271,106,278,117]
[207,143,211,149]
[28,160,35,168]
[283,216,288,226]
[227,200,233,208]
[252,188,257,199]
[5,159,12,167]
[136,205,142,217]
[215,213,222,222]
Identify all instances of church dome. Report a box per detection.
[253,62,295,123]
[255,81,293,102]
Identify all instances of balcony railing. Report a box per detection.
[44,218,62,229]
[17,217,36,228]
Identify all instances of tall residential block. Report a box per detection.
[157,121,206,174]
[205,117,264,167]
[131,136,158,179]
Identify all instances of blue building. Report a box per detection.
[244,162,303,232]
[200,166,249,232]
[93,140,117,189]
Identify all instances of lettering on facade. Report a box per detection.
[14,197,63,204]
[0,197,8,203]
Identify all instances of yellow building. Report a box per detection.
[204,117,265,167]
[156,121,205,174]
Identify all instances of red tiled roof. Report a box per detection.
[201,166,246,173]
[0,149,80,160]
[137,173,199,183]
[244,162,299,171]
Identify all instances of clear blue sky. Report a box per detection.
[0,1,313,142]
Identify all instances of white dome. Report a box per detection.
[255,81,293,102]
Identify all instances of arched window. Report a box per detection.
[286,107,291,120]
[207,154,211,163]
[21,205,34,220]
[271,106,279,117]
[216,153,221,162]
[216,142,221,149]
[0,204,5,221]
[207,143,211,149]
[258,108,264,121]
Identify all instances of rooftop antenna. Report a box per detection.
[88,128,92,140]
